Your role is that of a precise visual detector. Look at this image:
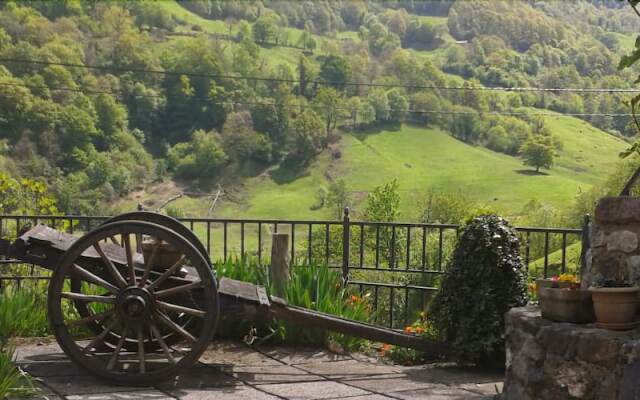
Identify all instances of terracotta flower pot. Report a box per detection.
[141,240,182,269]
[590,287,640,330]
[538,287,594,323]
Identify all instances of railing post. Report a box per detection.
[270,233,290,298]
[579,214,591,278]
[342,207,350,286]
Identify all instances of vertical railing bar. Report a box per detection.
[291,223,295,265]
[308,224,313,263]
[258,222,263,265]
[69,217,74,234]
[404,288,409,326]
[543,232,549,278]
[406,226,411,269]
[389,287,395,329]
[274,223,278,233]
[223,222,228,261]
[206,221,211,255]
[375,225,380,269]
[421,226,427,270]
[390,226,396,269]
[437,227,443,271]
[359,225,364,268]
[525,231,531,274]
[241,222,245,259]
[189,220,194,232]
[325,223,330,266]
[561,232,567,274]
[373,285,379,323]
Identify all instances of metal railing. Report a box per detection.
[0,211,588,329]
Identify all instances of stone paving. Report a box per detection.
[12,340,503,400]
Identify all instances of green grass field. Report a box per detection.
[150,116,626,222]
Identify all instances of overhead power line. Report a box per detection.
[1,57,640,94]
[0,81,633,118]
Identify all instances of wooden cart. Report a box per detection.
[0,212,446,385]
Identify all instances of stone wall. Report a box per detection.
[503,307,640,400]
[581,197,640,289]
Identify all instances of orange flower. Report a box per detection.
[403,326,414,334]
[415,326,424,334]
[378,343,391,356]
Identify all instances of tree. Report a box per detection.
[363,179,403,267]
[519,135,555,172]
[94,93,128,139]
[289,109,326,166]
[319,55,352,91]
[252,14,277,43]
[313,87,341,133]
[167,130,228,179]
[326,179,350,219]
[386,89,408,123]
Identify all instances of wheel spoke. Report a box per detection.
[68,310,114,326]
[147,256,186,291]
[83,318,119,353]
[157,300,206,318]
[155,310,197,343]
[61,292,116,304]
[93,243,127,288]
[106,327,128,371]
[123,234,136,285]
[138,327,146,374]
[139,239,160,287]
[150,322,175,364]
[72,264,119,294]
[154,280,202,299]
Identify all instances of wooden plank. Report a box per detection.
[219,278,269,305]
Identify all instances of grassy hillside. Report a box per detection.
[131,117,626,221]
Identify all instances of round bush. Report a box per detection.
[430,215,527,363]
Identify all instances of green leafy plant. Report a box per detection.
[0,285,49,338]
[0,339,38,399]
[429,215,527,363]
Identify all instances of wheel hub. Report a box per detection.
[117,287,152,321]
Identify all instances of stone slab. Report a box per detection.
[66,390,173,399]
[392,387,490,399]
[257,346,351,365]
[341,376,442,394]
[156,363,239,390]
[296,359,403,380]
[38,375,145,396]
[200,342,282,367]
[169,386,281,399]
[230,364,323,384]
[256,380,369,399]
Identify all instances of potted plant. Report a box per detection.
[590,277,640,331]
[538,274,595,323]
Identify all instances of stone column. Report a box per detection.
[581,197,640,288]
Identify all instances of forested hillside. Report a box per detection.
[0,0,637,226]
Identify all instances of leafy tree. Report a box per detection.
[519,135,555,172]
[363,179,403,267]
[326,179,351,219]
[386,89,408,123]
[0,172,58,215]
[221,111,271,163]
[288,109,326,166]
[168,130,228,180]
[313,87,341,133]
[368,88,390,122]
[252,14,278,43]
[94,93,128,139]
[319,55,352,91]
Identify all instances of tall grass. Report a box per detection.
[0,340,38,398]
[0,285,49,338]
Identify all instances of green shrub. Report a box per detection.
[429,215,527,363]
[0,286,49,338]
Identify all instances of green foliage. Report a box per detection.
[0,340,38,399]
[319,55,352,91]
[363,180,400,223]
[287,109,326,166]
[168,130,228,180]
[0,172,58,215]
[519,135,556,172]
[0,286,48,338]
[430,215,527,362]
[325,179,351,219]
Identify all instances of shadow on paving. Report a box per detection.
[12,340,502,400]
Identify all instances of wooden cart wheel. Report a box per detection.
[71,212,210,351]
[48,220,218,385]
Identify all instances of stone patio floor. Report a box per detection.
[12,340,503,400]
